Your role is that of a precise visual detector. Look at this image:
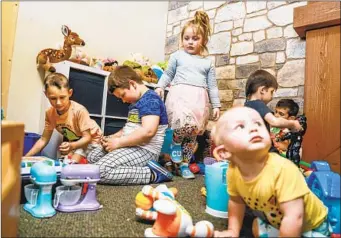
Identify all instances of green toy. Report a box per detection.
[157,61,168,71]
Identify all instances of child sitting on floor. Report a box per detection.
[87,66,173,185]
[25,73,102,163]
[212,106,331,237]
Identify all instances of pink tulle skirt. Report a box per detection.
[165,84,210,135]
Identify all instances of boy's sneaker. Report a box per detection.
[179,163,195,179]
[170,143,182,164]
[147,160,173,183]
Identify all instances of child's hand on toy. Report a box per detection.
[155,88,164,100]
[102,136,121,152]
[59,142,73,155]
[212,108,220,121]
[214,229,237,237]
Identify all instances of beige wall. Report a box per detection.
[7,1,168,133]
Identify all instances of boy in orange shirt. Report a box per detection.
[26,73,102,163]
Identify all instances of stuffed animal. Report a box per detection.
[68,47,90,66]
[136,185,214,237]
[90,58,104,70]
[102,58,118,72]
[157,61,168,71]
[36,25,85,72]
[131,53,150,66]
[141,66,158,83]
[135,184,177,221]
[122,61,158,84]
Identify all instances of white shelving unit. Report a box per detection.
[52,61,164,135]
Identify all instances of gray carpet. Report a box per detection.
[19,175,253,237]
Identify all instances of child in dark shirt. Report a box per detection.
[244,70,302,152]
[270,99,300,157]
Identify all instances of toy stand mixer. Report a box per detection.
[54,164,102,212]
[23,162,57,218]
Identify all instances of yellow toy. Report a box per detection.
[135,185,214,237]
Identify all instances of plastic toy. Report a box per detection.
[189,163,200,174]
[54,164,102,212]
[36,25,85,72]
[205,161,229,218]
[151,65,163,80]
[21,156,62,177]
[23,162,57,218]
[135,184,178,221]
[306,161,340,236]
[276,114,307,166]
[201,187,207,197]
[136,185,214,237]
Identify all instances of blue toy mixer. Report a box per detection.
[23,161,57,218]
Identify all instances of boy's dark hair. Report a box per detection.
[245,69,278,99]
[276,99,299,117]
[44,73,69,91]
[108,65,143,93]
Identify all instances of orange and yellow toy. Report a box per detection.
[135,185,214,237]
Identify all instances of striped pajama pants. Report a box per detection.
[87,145,158,185]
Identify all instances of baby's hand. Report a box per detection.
[154,88,164,100]
[214,229,237,237]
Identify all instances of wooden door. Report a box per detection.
[303,25,340,173]
[1,2,19,117]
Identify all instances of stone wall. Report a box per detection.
[165,1,307,123]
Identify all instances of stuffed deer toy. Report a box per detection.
[36,25,85,72]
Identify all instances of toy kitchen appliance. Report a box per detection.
[54,164,102,212]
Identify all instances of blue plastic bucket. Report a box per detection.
[205,161,229,218]
[23,132,41,156]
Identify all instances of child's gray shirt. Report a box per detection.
[156,50,221,108]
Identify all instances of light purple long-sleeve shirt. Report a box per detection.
[157,50,221,108]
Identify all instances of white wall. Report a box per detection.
[7,1,168,133]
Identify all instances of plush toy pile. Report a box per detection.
[36,25,168,84]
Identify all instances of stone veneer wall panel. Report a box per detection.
[164,1,307,128]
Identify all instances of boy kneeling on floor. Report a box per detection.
[87,66,173,185]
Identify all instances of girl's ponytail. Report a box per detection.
[194,11,212,40]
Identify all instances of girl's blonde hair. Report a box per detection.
[180,11,211,55]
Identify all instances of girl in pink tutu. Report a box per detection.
[155,11,221,179]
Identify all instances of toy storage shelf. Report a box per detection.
[52,61,164,136]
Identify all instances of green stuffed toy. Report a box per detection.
[157,61,168,71]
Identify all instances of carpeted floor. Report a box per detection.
[19,175,253,237]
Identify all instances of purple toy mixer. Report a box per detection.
[53,164,102,212]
